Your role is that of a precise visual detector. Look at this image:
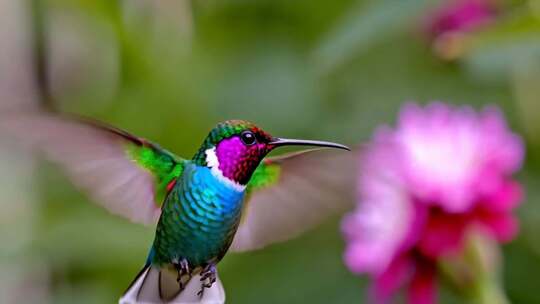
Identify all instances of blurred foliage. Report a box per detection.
[1,0,540,303]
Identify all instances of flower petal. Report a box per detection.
[480,180,523,212]
[407,261,437,304]
[418,210,468,258]
[370,255,413,304]
[477,213,519,243]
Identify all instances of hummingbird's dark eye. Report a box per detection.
[240,131,256,146]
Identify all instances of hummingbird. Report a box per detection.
[0,111,355,303]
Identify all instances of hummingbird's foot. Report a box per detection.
[197,264,217,298]
[173,258,191,289]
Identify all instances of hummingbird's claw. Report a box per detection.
[173,258,191,289]
[197,264,217,298]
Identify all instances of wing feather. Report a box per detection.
[231,148,358,252]
[0,111,185,225]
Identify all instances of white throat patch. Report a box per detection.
[205,147,246,191]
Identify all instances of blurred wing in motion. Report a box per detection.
[0,111,185,225]
[230,148,358,252]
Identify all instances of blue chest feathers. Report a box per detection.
[153,164,245,266]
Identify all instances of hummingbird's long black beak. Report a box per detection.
[269,137,350,151]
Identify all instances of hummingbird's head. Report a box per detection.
[193,120,349,188]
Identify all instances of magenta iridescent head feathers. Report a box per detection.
[192,120,350,185]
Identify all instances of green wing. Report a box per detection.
[232,148,357,252]
[0,111,186,225]
[245,158,282,193]
[126,142,185,204]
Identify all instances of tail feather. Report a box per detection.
[119,265,225,304]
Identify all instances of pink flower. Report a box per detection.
[422,0,499,60]
[425,0,497,39]
[342,103,524,304]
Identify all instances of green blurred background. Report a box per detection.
[1,0,540,303]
